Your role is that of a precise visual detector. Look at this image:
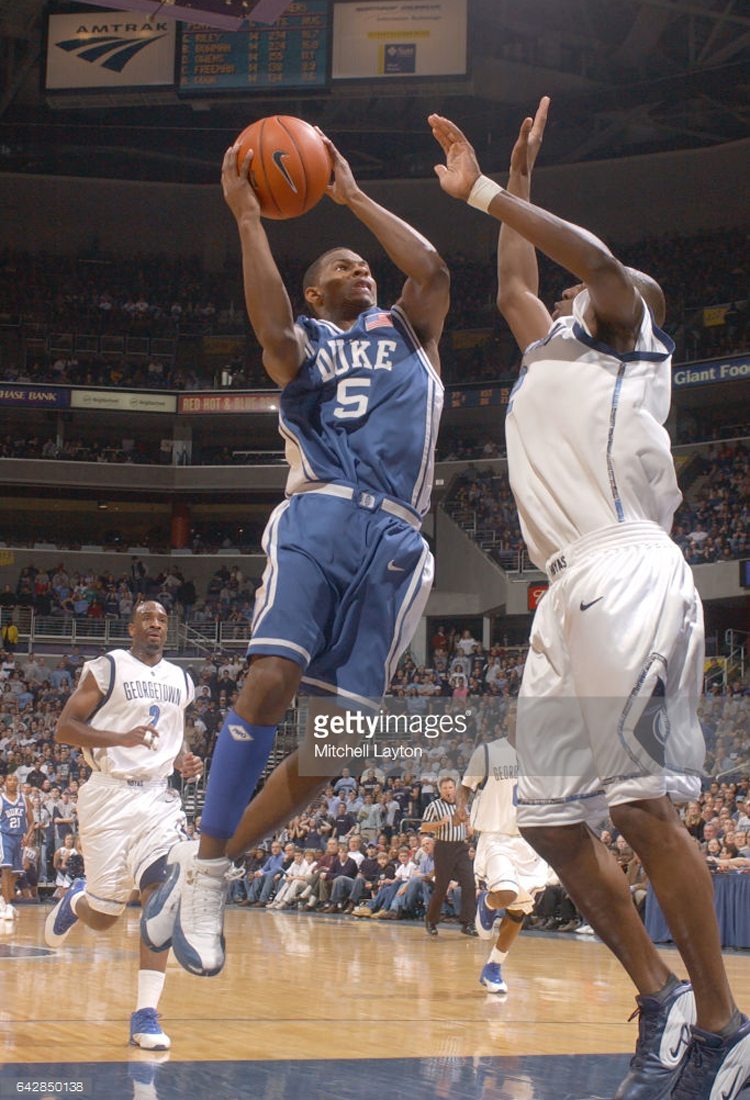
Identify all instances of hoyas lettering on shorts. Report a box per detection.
[315,338,398,382]
[122,681,182,704]
[548,554,567,577]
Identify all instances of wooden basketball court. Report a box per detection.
[2,904,749,1099]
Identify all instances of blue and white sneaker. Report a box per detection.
[672,1015,750,1099]
[614,979,695,1100]
[44,879,86,948]
[475,891,500,940]
[479,962,508,994]
[141,840,198,952]
[172,855,231,977]
[129,1008,171,1051]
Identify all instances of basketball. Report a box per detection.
[234,115,332,220]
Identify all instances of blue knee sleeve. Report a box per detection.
[200,710,277,840]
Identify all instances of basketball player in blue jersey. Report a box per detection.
[143,131,449,978]
[429,106,749,1100]
[0,772,33,920]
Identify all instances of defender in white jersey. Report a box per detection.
[144,129,449,979]
[44,601,202,1051]
[457,736,549,995]
[430,103,749,1100]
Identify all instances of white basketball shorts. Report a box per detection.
[473,832,550,914]
[77,772,185,915]
[516,522,705,828]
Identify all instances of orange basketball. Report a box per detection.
[235,115,332,220]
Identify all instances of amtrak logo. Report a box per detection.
[55,32,167,74]
[272,150,298,193]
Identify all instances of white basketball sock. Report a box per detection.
[136,969,166,1011]
[489,947,508,965]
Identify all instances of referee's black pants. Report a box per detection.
[426,840,475,926]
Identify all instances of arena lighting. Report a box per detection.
[69,1,295,31]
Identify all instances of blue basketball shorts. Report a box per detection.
[249,488,433,704]
[0,832,23,872]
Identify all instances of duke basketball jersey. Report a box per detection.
[280,304,444,517]
[0,793,27,836]
[82,649,194,781]
[505,290,681,570]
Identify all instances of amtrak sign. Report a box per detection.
[45,10,176,90]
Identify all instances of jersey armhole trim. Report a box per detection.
[86,653,116,722]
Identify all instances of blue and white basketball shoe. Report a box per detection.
[614,980,695,1099]
[479,962,508,994]
[171,855,231,977]
[129,1008,171,1051]
[672,1015,750,1100]
[141,840,198,952]
[44,878,86,947]
[475,891,500,940]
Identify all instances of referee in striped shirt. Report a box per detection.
[420,776,478,937]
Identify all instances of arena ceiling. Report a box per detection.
[0,0,747,183]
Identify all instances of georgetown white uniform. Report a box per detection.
[462,738,548,913]
[78,649,195,914]
[506,292,705,826]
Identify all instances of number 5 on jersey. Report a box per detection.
[334,377,371,420]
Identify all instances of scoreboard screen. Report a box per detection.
[179,0,329,93]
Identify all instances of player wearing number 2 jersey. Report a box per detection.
[45,601,202,1051]
[143,128,449,980]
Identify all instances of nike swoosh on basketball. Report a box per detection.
[387,561,406,572]
[579,597,604,611]
[272,149,298,193]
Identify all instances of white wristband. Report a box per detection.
[466,175,504,213]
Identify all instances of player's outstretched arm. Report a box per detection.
[56,672,160,751]
[222,145,307,388]
[429,114,642,336]
[318,131,450,364]
[497,98,553,350]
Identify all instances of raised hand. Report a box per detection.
[222,143,261,221]
[428,114,482,200]
[315,129,358,206]
[509,96,550,178]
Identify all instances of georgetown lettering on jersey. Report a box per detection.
[122,680,182,704]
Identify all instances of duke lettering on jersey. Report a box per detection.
[280,305,444,518]
[315,337,398,381]
[0,796,27,835]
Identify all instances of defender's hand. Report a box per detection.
[428,114,482,200]
[222,144,261,222]
[509,96,550,178]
